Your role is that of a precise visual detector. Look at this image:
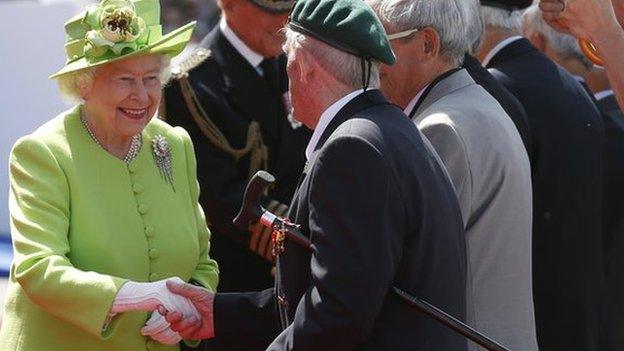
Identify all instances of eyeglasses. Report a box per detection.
[387,28,419,41]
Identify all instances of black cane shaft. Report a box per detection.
[392,288,510,351]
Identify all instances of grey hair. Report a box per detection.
[368,0,472,66]
[55,55,172,103]
[522,4,593,69]
[480,5,523,31]
[282,28,381,89]
[466,0,485,55]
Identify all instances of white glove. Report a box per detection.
[141,312,182,345]
[110,277,200,319]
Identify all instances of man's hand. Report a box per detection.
[162,279,216,340]
[540,0,619,41]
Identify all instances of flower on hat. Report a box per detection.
[82,0,148,60]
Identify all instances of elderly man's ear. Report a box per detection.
[420,27,443,61]
[297,49,315,85]
[527,32,546,53]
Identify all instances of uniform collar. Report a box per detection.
[482,35,523,67]
[305,89,364,160]
[220,18,264,73]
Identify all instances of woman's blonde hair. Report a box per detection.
[55,55,172,103]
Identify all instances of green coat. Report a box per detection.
[0,105,219,351]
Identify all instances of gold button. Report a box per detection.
[132,183,144,194]
[144,225,154,237]
[138,204,149,214]
[149,248,160,259]
[149,273,158,281]
[128,163,138,173]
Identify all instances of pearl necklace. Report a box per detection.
[80,116,142,164]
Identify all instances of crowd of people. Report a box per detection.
[1,0,623,350]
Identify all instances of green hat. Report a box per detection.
[50,0,196,79]
[249,0,295,13]
[288,0,395,65]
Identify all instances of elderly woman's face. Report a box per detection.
[82,55,162,138]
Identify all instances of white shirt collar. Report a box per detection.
[220,18,264,73]
[404,85,429,117]
[482,35,523,67]
[305,89,365,160]
[573,75,586,84]
[595,89,614,101]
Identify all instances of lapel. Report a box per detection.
[201,28,284,141]
[411,69,475,119]
[486,38,537,69]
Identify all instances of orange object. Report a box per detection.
[579,39,604,66]
[556,18,604,65]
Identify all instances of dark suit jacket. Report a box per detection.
[486,38,614,351]
[213,90,468,351]
[462,53,531,152]
[164,27,311,292]
[594,93,624,347]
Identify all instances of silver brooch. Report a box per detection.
[152,135,175,192]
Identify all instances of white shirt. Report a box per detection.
[595,89,614,101]
[305,89,364,160]
[404,85,429,117]
[482,35,524,67]
[220,18,264,75]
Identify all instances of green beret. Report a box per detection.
[288,0,396,65]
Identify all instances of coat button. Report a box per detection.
[128,162,138,173]
[138,204,149,214]
[144,225,155,237]
[132,183,144,194]
[149,273,158,281]
[149,248,160,260]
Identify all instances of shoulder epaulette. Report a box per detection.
[171,48,211,80]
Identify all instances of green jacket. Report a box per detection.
[0,105,219,351]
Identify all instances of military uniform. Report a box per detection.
[162,24,311,293]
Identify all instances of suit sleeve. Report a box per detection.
[179,127,220,291]
[418,118,472,225]
[164,80,286,261]
[267,135,400,351]
[211,288,280,351]
[8,136,127,339]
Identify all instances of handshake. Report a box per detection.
[110,277,215,345]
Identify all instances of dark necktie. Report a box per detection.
[260,57,281,95]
